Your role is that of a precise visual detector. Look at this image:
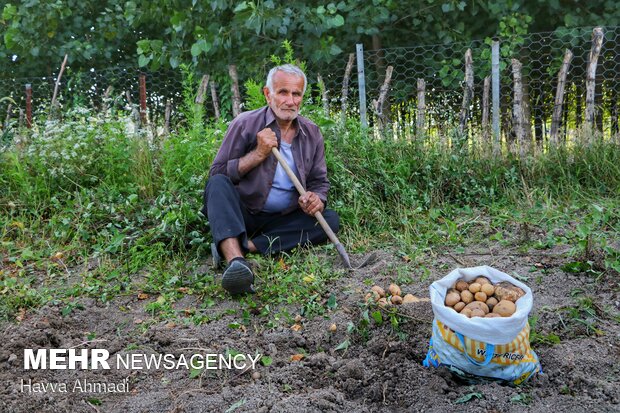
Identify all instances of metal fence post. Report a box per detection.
[491,40,500,147]
[356,43,368,129]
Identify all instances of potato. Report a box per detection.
[486,297,498,310]
[460,308,473,318]
[377,298,389,307]
[388,284,402,297]
[485,312,501,318]
[455,280,469,292]
[460,290,474,304]
[468,282,482,293]
[471,308,486,318]
[329,323,337,332]
[474,292,487,302]
[494,282,525,302]
[464,301,489,314]
[453,301,466,312]
[371,285,385,298]
[493,300,516,317]
[365,291,380,303]
[475,276,491,285]
[481,283,495,296]
[445,292,461,307]
[391,295,403,305]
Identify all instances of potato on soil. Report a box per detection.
[493,300,516,317]
[455,280,469,292]
[468,282,482,293]
[391,295,403,305]
[474,291,487,302]
[453,301,466,312]
[402,294,418,304]
[388,283,402,297]
[377,298,389,307]
[494,282,525,302]
[460,290,474,304]
[445,292,461,307]
[371,285,385,298]
[464,301,489,314]
[365,291,380,302]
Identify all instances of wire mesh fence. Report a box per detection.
[1,26,619,147]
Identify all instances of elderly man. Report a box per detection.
[202,64,339,294]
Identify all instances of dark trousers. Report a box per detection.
[203,174,340,255]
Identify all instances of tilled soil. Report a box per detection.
[1,246,619,413]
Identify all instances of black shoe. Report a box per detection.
[211,243,222,269]
[222,260,255,295]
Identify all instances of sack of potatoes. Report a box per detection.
[423,265,541,385]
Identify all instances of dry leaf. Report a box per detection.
[15,308,26,322]
[291,323,302,332]
[137,293,149,300]
[177,287,190,294]
[277,257,290,271]
[290,354,305,362]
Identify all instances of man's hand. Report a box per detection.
[299,191,324,216]
[256,128,278,160]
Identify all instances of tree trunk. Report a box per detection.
[611,87,618,137]
[229,64,242,117]
[459,49,474,135]
[211,82,221,121]
[550,49,573,146]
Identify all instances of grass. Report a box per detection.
[1,86,619,328]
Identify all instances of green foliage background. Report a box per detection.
[2,1,619,77]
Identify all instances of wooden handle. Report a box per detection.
[271,147,340,246]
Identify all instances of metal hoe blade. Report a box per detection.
[335,243,377,270]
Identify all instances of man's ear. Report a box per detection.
[263,86,271,102]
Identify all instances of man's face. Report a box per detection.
[263,71,305,123]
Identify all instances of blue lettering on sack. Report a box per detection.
[475,348,525,362]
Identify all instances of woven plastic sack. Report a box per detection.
[423,266,542,385]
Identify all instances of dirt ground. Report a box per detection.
[1,244,619,413]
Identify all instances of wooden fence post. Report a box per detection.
[101,85,113,113]
[210,82,221,121]
[164,98,172,136]
[139,73,147,126]
[195,74,210,106]
[5,103,12,129]
[25,84,32,128]
[491,40,501,152]
[550,49,574,146]
[316,74,329,116]
[416,79,426,137]
[482,76,490,141]
[459,49,474,135]
[356,44,368,128]
[372,65,393,130]
[49,54,68,119]
[512,59,527,156]
[585,27,604,135]
[341,53,355,126]
[229,65,241,118]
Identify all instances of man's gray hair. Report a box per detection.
[265,64,307,96]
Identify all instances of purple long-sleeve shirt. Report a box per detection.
[209,106,330,215]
